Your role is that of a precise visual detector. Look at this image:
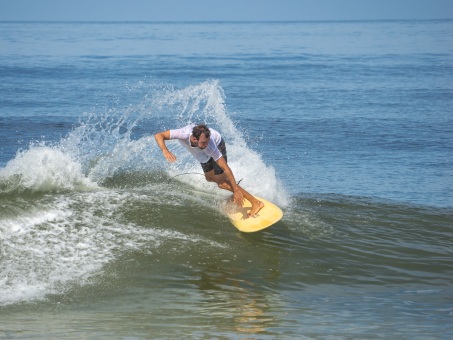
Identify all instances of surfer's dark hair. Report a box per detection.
[192,124,211,139]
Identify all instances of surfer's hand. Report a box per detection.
[163,150,177,162]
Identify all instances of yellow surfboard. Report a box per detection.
[225,196,283,232]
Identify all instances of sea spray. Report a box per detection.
[59,79,288,204]
[0,145,97,194]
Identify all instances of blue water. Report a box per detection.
[1,21,452,339]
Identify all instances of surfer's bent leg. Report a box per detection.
[201,146,263,217]
[202,161,233,191]
[204,168,263,217]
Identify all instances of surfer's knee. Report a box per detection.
[204,173,215,183]
[218,182,231,190]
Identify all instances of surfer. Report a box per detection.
[154,124,264,217]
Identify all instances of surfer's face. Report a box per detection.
[191,133,209,149]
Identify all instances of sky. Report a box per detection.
[0,0,452,22]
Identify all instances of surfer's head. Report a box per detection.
[191,124,211,149]
[192,124,211,139]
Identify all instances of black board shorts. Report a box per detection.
[200,139,227,175]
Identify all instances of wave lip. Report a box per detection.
[0,146,98,194]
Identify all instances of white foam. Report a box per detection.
[0,190,224,306]
[0,146,97,193]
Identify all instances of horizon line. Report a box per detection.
[1,18,452,23]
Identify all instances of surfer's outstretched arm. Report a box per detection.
[154,130,177,162]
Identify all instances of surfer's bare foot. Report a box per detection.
[247,200,264,218]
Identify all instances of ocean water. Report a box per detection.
[0,20,452,339]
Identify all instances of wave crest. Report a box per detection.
[0,146,97,194]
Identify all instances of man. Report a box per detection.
[154,124,264,217]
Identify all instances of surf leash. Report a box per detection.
[166,172,204,184]
[167,172,243,185]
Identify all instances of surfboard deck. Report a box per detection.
[225,196,283,232]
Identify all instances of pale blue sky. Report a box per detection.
[0,0,452,21]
